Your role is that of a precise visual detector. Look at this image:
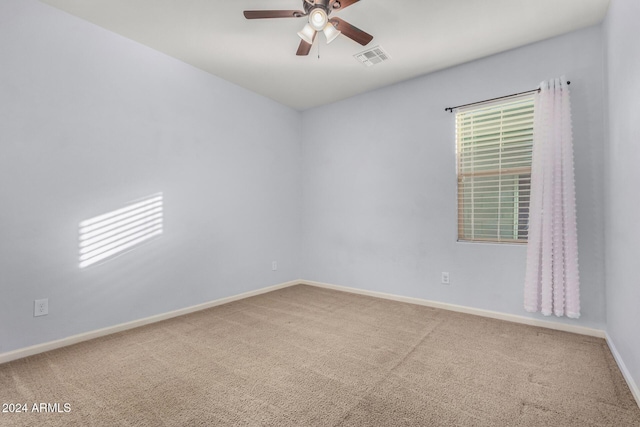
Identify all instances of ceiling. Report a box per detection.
[39,0,610,110]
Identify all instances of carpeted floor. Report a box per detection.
[1,284,639,426]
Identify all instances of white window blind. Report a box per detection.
[456,95,534,243]
[79,193,163,268]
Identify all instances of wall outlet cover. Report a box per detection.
[34,299,48,317]
[441,272,450,285]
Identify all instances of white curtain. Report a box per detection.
[524,77,580,318]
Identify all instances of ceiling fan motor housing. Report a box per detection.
[303,0,333,15]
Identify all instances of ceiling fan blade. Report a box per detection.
[244,10,305,19]
[296,32,317,56]
[329,17,373,46]
[331,0,360,11]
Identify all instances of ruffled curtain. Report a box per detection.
[524,77,580,318]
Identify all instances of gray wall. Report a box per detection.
[0,0,620,360]
[301,26,607,330]
[0,0,302,353]
[604,0,640,393]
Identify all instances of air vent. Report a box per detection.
[354,45,390,67]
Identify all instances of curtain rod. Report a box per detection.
[444,81,570,113]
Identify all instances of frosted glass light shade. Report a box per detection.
[297,23,316,44]
[323,22,340,44]
[309,8,328,31]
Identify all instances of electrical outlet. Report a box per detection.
[272,261,277,271]
[34,299,48,317]
[441,272,450,285]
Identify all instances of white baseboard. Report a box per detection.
[0,280,300,365]
[605,333,640,408]
[299,279,606,338]
[0,278,609,365]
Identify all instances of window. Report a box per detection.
[456,95,533,243]
[79,193,163,268]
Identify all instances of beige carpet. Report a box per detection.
[1,284,639,426]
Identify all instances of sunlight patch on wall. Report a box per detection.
[79,193,163,268]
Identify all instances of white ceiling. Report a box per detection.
[39,0,610,110]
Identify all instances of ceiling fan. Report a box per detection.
[243,0,373,56]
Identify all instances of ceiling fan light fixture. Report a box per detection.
[309,8,328,31]
[297,23,316,44]
[243,1,374,56]
[323,22,341,44]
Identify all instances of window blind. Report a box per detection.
[456,95,534,243]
